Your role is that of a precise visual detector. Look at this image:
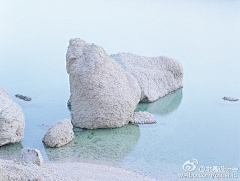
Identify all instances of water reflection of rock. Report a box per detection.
[0,142,23,160]
[44,124,140,163]
[135,89,182,115]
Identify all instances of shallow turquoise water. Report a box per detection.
[0,0,240,180]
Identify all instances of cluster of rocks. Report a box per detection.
[0,38,184,152]
[15,94,32,101]
[0,86,74,149]
[66,38,184,129]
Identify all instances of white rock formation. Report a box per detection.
[21,147,44,166]
[0,86,25,146]
[66,38,141,129]
[130,111,156,124]
[110,53,183,102]
[42,119,74,147]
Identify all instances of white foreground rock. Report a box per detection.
[66,38,141,129]
[111,53,183,102]
[42,119,74,147]
[130,111,156,124]
[0,86,25,146]
[0,159,158,181]
[21,147,44,166]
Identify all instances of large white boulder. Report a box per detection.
[21,147,44,166]
[42,119,74,147]
[110,53,183,102]
[66,38,141,129]
[0,86,25,146]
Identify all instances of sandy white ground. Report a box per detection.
[0,159,159,181]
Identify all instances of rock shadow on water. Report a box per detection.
[44,124,140,164]
[0,142,23,160]
[135,89,183,115]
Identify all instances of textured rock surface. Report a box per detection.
[42,119,74,147]
[15,94,32,101]
[130,111,156,124]
[0,159,157,181]
[66,38,141,129]
[21,147,44,166]
[110,53,183,102]
[0,86,25,146]
[222,97,239,101]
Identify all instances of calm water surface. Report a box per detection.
[0,0,240,180]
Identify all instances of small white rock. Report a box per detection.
[130,111,156,124]
[42,119,74,147]
[21,148,44,166]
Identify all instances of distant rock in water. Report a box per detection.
[0,87,25,146]
[130,111,156,124]
[222,97,239,101]
[66,38,141,129]
[15,94,32,101]
[110,53,183,102]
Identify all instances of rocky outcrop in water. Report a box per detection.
[66,38,141,129]
[21,147,44,166]
[111,53,183,102]
[130,111,156,124]
[15,94,32,101]
[42,119,74,147]
[0,86,25,146]
[222,97,239,101]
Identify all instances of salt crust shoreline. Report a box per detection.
[0,159,159,181]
